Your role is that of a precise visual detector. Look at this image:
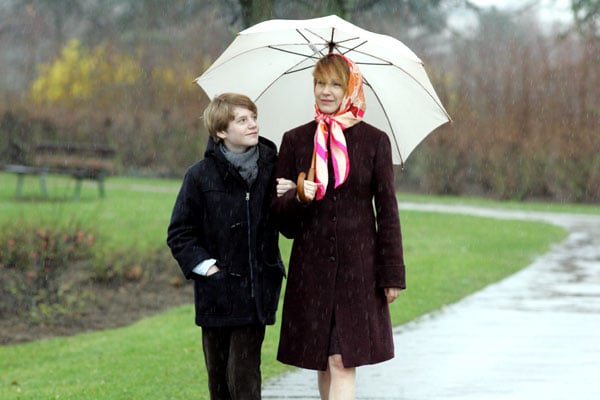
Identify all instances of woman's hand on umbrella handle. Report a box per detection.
[384,287,401,304]
[297,172,318,203]
[276,178,296,198]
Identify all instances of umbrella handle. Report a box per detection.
[297,149,316,203]
[296,168,315,203]
[296,168,315,204]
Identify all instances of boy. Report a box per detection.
[167,93,284,400]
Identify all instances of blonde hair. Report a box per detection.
[313,54,350,91]
[203,93,257,141]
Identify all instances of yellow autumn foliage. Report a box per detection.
[29,39,143,105]
[29,38,202,110]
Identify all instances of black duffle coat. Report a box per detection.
[272,121,406,371]
[167,137,284,327]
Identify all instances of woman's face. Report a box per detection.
[216,106,259,153]
[314,76,345,115]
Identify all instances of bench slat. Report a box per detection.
[34,154,114,173]
[4,142,116,200]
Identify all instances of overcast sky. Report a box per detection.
[447,0,574,31]
[468,0,573,23]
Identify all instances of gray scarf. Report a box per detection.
[220,143,259,185]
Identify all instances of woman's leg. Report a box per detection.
[228,325,266,400]
[318,354,356,400]
[202,327,232,400]
[318,368,331,400]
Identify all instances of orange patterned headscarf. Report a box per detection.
[313,54,366,200]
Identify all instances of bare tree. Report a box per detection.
[232,0,452,30]
[570,0,600,35]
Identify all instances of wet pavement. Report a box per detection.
[262,203,600,399]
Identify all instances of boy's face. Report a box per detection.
[216,107,259,153]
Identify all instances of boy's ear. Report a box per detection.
[216,130,227,140]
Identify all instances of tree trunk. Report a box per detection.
[239,0,273,27]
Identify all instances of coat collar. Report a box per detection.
[204,136,277,182]
[205,136,277,162]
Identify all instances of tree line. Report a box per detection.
[0,0,598,202]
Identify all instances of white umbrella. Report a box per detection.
[195,14,451,166]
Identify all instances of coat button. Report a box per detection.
[329,256,336,262]
[329,236,335,242]
[331,216,337,222]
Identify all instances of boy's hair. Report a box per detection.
[203,93,257,141]
[313,54,350,91]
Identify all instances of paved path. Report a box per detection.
[262,203,600,399]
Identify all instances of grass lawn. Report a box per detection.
[0,172,573,399]
[397,191,600,215]
[0,174,182,253]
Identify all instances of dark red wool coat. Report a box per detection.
[272,120,406,371]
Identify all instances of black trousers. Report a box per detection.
[201,325,266,400]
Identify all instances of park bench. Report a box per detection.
[3,142,116,200]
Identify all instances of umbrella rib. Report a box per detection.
[253,72,296,104]
[337,44,450,121]
[329,28,335,53]
[336,40,369,56]
[377,63,452,135]
[284,65,316,74]
[333,44,393,66]
[389,64,451,121]
[295,29,327,58]
[362,78,404,166]
[266,44,395,69]
[266,43,394,69]
[299,27,364,52]
[253,51,323,101]
[267,45,323,60]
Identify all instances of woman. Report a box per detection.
[167,93,285,400]
[273,54,406,399]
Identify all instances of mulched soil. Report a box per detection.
[0,269,194,345]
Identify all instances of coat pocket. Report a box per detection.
[194,270,232,316]
[261,261,285,313]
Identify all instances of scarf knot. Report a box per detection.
[313,112,350,200]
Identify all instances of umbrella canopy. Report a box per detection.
[195,15,451,165]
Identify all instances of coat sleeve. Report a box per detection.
[372,132,406,289]
[166,168,213,280]
[271,131,309,239]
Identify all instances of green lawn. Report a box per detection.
[0,174,182,252]
[0,172,573,399]
[397,191,600,215]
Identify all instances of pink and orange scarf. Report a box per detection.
[313,54,366,200]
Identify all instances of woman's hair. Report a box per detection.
[313,54,350,91]
[203,93,257,140]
